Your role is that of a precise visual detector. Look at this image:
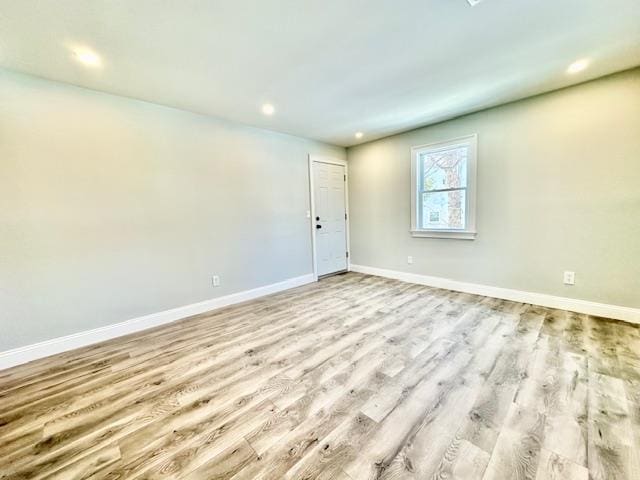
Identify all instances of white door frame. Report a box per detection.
[308,155,350,281]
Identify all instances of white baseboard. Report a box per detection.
[0,274,315,371]
[350,264,640,325]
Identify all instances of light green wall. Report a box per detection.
[0,69,345,351]
[347,68,640,308]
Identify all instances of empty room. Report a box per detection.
[1,1,639,479]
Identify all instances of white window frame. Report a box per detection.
[410,134,477,240]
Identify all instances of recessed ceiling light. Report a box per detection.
[72,47,101,67]
[262,103,275,116]
[355,132,364,139]
[466,0,484,6]
[567,59,589,74]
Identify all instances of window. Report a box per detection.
[410,134,477,239]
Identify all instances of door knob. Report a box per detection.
[316,216,320,221]
[316,225,322,229]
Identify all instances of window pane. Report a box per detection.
[421,190,466,230]
[421,146,468,191]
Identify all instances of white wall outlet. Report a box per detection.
[212,275,220,287]
[407,256,414,264]
[563,271,575,285]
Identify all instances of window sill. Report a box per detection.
[410,230,477,240]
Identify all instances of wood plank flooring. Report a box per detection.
[1,272,639,480]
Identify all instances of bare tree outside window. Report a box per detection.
[411,135,477,240]
[420,146,468,230]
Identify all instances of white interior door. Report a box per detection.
[313,161,347,277]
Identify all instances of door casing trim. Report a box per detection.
[308,155,350,281]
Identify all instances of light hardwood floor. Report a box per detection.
[1,273,639,480]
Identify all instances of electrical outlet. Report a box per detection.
[407,256,413,265]
[212,275,220,287]
[563,271,575,285]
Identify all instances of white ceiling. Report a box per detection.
[1,0,639,147]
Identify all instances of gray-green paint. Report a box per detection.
[0,69,344,351]
[347,68,640,309]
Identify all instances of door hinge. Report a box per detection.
[346,251,349,258]
[345,213,347,220]
[344,174,346,181]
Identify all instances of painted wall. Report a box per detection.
[0,69,345,351]
[348,68,640,309]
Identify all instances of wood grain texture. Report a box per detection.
[0,273,638,480]
[535,449,588,480]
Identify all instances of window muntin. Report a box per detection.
[418,144,469,230]
[411,135,477,239]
